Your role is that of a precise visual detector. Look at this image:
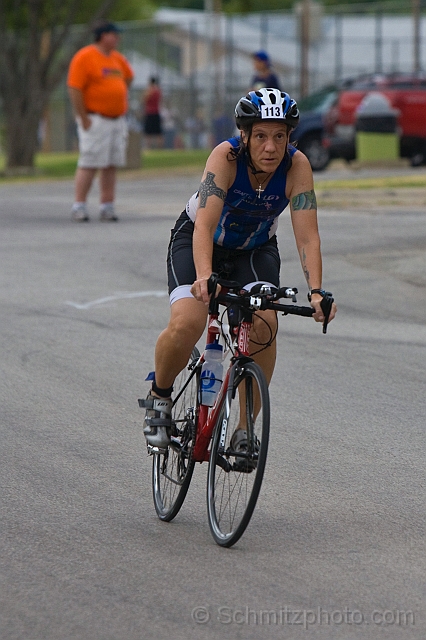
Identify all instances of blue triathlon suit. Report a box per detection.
[167,138,297,304]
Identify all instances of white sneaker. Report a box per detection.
[99,204,118,222]
[71,204,89,222]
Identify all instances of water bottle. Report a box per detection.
[200,343,223,407]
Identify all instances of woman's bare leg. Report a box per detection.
[154,297,208,391]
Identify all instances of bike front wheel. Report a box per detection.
[207,361,270,547]
[152,348,200,521]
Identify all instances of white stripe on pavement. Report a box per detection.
[65,290,168,310]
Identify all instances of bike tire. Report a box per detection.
[206,361,270,547]
[152,347,200,521]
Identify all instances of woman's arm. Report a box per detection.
[287,151,335,323]
[190,143,235,305]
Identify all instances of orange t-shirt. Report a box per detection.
[67,45,134,117]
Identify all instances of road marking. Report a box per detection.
[65,290,168,310]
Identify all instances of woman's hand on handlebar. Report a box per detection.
[310,293,337,324]
[190,277,221,306]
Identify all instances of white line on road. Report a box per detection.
[65,291,168,310]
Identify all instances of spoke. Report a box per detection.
[207,362,269,546]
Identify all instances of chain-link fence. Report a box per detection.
[42,2,426,153]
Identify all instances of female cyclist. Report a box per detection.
[141,88,336,450]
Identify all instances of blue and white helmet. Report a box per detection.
[235,88,299,130]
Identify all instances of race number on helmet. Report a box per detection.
[235,88,299,129]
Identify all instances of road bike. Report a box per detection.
[139,275,333,547]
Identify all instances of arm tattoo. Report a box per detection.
[302,248,310,286]
[291,189,317,211]
[198,171,226,208]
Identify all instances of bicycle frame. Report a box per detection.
[178,278,332,464]
[192,300,252,463]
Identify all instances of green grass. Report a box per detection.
[0,149,210,180]
[137,149,210,170]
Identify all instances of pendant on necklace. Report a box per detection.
[256,184,264,198]
[253,171,271,199]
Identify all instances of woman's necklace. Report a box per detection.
[252,171,273,198]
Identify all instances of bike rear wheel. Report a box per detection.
[207,361,270,547]
[152,348,200,521]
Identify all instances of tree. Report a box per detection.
[0,0,145,171]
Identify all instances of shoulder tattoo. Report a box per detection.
[291,189,317,211]
[198,171,226,208]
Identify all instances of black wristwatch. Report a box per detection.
[307,288,327,302]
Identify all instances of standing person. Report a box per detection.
[141,88,336,450]
[141,77,163,149]
[251,50,281,91]
[160,99,178,149]
[67,22,134,222]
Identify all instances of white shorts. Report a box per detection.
[76,114,128,168]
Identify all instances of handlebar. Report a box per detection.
[207,273,334,334]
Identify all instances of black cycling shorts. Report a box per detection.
[167,211,281,304]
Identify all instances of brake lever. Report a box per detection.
[207,273,219,314]
[320,293,334,334]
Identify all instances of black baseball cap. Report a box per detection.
[93,22,122,39]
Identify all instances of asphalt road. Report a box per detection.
[1,170,426,640]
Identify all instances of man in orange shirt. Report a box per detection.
[67,22,134,222]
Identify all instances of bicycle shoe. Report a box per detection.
[230,429,260,473]
[139,392,172,450]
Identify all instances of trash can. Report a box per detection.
[355,92,399,162]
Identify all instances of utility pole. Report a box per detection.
[300,0,310,97]
[204,0,214,146]
[204,0,222,147]
[413,0,421,73]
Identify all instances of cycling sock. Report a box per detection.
[152,382,173,398]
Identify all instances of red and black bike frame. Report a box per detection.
[192,290,252,463]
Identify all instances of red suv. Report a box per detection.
[324,73,426,166]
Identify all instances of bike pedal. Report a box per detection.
[146,443,168,456]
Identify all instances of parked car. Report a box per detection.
[323,73,426,166]
[290,85,338,171]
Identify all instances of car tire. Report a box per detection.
[409,152,425,167]
[299,135,330,171]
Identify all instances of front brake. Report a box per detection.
[320,293,334,334]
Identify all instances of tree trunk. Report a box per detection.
[4,94,47,170]
[0,0,117,170]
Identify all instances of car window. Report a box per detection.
[389,81,417,89]
[351,80,379,90]
[298,88,337,113]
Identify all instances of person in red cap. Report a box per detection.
[67,22,134,222]
[251,50,281,91]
